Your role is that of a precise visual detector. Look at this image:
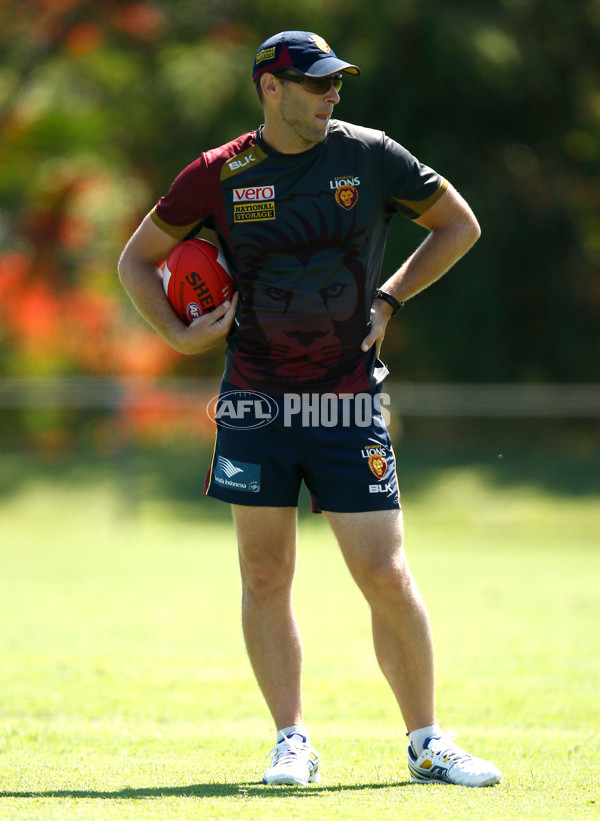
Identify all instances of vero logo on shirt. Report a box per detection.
[233,186,275,202]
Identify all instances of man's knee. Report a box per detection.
[239,547,295,599]
[354,549,416,603]
[233,505,297,600]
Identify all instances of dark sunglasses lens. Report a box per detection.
[307,75,343,94]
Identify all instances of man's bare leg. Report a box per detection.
[232,504,303,730]
[324,508,436,732]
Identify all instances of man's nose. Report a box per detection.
[324,85,341,104]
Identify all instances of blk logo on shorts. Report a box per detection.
[369,483,394,494]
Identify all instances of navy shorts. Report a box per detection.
[204,383,400,513]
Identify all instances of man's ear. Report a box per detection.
[261,72,281,100]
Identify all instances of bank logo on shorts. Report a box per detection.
[233,185,275,222]
[214,456,261,492]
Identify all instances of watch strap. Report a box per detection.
[374,288,403,316]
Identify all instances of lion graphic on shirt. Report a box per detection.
[232,208,367,386]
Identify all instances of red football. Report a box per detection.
[162,238,235,325]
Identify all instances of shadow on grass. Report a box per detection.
[1,780,414,799]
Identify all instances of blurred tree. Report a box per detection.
[0,0,598,391]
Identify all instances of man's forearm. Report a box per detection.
[118,255,190,350]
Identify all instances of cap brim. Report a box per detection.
[303,58,361,77]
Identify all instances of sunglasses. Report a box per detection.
[276,71,343,95]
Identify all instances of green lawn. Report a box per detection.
[0,441,598,819]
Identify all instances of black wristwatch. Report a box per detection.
[374,289,404,316]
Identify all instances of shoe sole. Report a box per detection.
[263,770,321,786]
[410,771,501,787]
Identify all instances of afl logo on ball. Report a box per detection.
[186,303,201,322]
[335,184,358,210]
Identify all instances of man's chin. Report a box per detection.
[313,119,330,140]
[300,120,329,145]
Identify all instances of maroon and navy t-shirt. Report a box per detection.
[151,120,447,395]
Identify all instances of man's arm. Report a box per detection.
[361,183,480,353]
[118,214,238,355]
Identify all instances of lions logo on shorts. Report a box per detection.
[368,453,387,479]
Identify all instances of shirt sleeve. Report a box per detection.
[150,154,212,240]
[382,135,448,220]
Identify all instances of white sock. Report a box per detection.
[408,724,442,755]
[277,724,309,744]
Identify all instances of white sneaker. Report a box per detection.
[263,732,320,786]
[407,730,501,787]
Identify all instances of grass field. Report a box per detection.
[0,429,599,819]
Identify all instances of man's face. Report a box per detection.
[278,75,341,147]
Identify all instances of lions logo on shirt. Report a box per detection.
[335,184,358,210]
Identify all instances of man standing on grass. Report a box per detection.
[118,30,501,788]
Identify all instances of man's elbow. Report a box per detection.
[462,212,481,251]
[117,251,126,283]
[117,246,135,288]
